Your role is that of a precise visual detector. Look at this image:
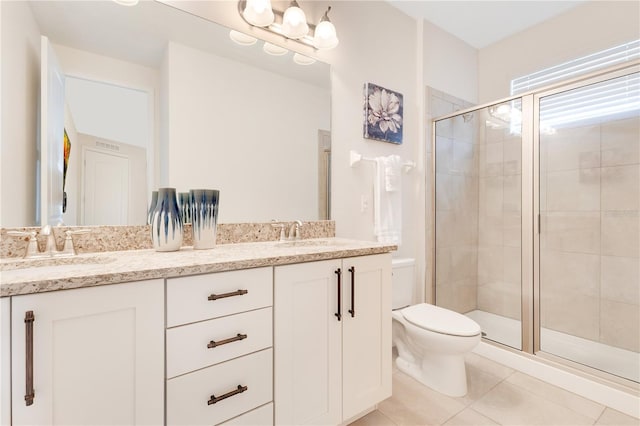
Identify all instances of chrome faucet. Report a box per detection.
[7,226,90,258]
[288,220,303,240]
[40,225,58,255]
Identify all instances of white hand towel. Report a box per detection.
[374,156,402,245]
[385,155,402,192]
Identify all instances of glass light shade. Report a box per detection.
[293,53,316,65]
[263,42,288,56]
[282,5,309,39]
[113,0,139,5]
[229,30,258,46]
[313,20,339,49]
[243,0,274,27]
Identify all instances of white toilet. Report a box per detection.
[391,258,481,397]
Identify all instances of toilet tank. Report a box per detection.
[392,258,415,309]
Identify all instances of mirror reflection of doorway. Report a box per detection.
[82,149,129,225]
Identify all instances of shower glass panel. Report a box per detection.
[435,99,523,350]
[538,72,640,382]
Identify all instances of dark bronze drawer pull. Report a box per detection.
[208,289,248,301]
[335,268,342,321]
[25,310,35,406]
[348,266,356,318]
[207,385,248,405]
[207,333,247,349]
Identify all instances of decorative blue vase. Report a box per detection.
[150,187,183,252]
[179,192,192,224]
[190,189,219,250]
[147,191,158,225]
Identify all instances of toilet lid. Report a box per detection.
[401,303,481,337]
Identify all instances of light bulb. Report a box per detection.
[313,7,339,49]
[282,1,309,39]
[243,0,274,27]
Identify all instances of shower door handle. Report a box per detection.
[334,268,342,321]
[348,266,355,318]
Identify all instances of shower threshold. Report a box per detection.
[466,309,639,383]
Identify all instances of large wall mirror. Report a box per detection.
[4,0,330,227]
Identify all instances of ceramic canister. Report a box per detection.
[190,189,219,249]
[150,187,183,252]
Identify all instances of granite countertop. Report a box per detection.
[0,238,397,297]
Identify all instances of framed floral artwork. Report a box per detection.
[363,82,403,144]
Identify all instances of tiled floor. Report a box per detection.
[350,352,639,426]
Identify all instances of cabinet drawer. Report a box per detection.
[167,349,272,426]
[167,267,272,327]
[219,403,273,425]
[167,307,272,378]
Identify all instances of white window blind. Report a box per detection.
[511,39,640,130]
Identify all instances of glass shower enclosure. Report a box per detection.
[433,62,639,384]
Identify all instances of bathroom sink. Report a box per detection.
[0,254,116,272]
[275,239,350,248]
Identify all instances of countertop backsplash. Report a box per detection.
[0,221,336,259]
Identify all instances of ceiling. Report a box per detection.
[386,1,587,48]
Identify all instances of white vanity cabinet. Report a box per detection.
[9,279,164,426]
[166,267,274,426]
[274,253,392,425]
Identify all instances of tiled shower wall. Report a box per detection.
[477,107,522,321]
[430,88,478,313]
[540,115,640,353]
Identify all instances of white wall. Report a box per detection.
[423,20,478,105]
[0,1,41,227]
[479,1,640,102]
[165,42,330,223]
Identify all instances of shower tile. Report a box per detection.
[601,116,640,167]
[595,408,640,425]
[443,408,498,425]
[479,214,504,246]
[505,373,605,421]
[601,255,640,305]
[503,138,522,176]
[601,212,640,257]
[503,174,521,213]
[484,126,505,145]
[436,247,453,285]
[540,250,600,297]
[502,246,521,284]
[478,246,504,284]
[540,291,599,341]
[546,168,600,212]
[502,212,521,248]
[436,173,453,211]
[452,141,478,176]
[378,370,467,426]
[600,300,640,352]
[479,143,503,177]
[450,246,478,282]
[479,176,503,217]
[472,381,595,425]
[436,136,454,173]
[436,116,454,139]
[601,165,640,211]
[545,124,601,172]
[477,280,521,320]
[540,211,601,254]
[437,279,477,314]
[452,114,474,143]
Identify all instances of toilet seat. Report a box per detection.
[401,303,481,337]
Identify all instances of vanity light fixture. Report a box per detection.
[229,30,258,46]
[237,0,338,50]
[281,0,309,39]
[313,7,339,49]
[242,0,275,27]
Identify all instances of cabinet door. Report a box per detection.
[11,280,164,426]
[274,259,342,426]
[342,254,392,421]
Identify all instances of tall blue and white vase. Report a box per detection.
[190,189,219,250]
[147,190,158,225]
[151,187,183,252]
[179,192,192,224]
